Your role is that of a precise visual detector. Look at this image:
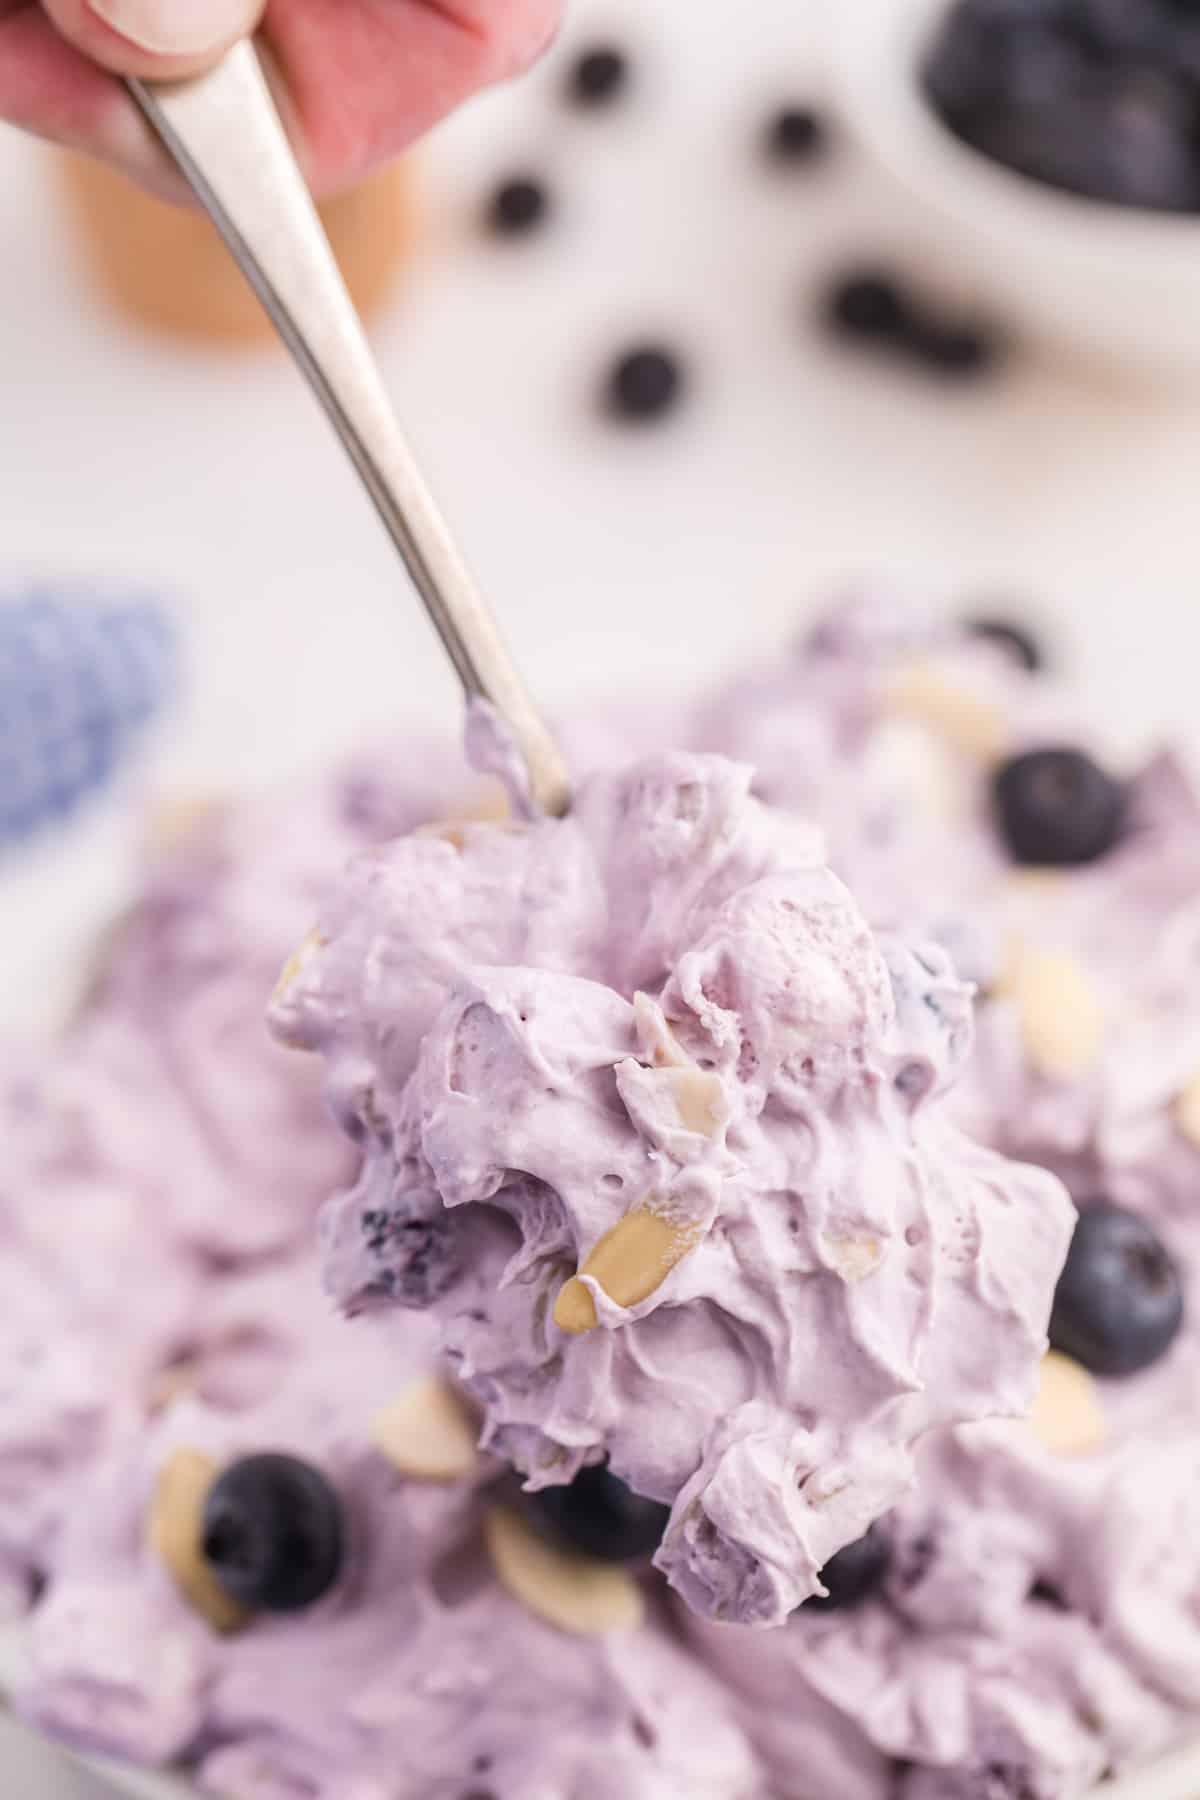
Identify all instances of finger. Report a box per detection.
[0,4,153,171]
[40,0,264,79]
[262,0,562,193]
[0,0,560,203]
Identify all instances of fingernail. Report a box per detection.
[88,0,257,57]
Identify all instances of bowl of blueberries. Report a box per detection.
[830,0,1200,377]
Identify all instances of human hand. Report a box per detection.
[0,0,560,198]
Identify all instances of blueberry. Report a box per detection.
[924,0,1200,213]
[992,747,1127,865]
[568,45,629,106]
[202,1454,344,1611]
[825,271,910,340]
[1050,1201,1183,1377]
[1077,0,1196,64]
[526,1464,669,1563]
[486,177,549,236]
[763,105,828,163]
[360,1206,462,1308]
[605,346,684,422]
[805,1522,891,1611]
[923,10,1008,125]
[965,614,1043,672]
[910,321,1001,379]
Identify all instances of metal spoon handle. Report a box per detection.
[126,43,570,817]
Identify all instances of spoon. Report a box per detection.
[124,42,571,819]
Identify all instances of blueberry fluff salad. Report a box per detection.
[3,589,1199,1800]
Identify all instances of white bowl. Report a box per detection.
[0,1622,1198,1800]
[37,1713,1200,1799]
[827,0,1200,379]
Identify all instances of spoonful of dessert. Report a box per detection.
[125,41,570,820]
[127,43,1076,1633]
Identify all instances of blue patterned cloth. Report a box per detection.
[0,588,178,846]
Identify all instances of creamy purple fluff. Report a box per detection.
[273,749,1072,1626]
[77,738,468,1263]
[0,735,478,1602]
[687,1385,1200,1799]
[676,591,1200,1794]
[0,1038,201,1607]
[692,590,1200,1206]
[20,1287,760,1800]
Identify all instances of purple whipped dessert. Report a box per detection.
[21,1281,760,1800]
[271,747,1072,1626]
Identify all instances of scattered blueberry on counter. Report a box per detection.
[763,104,828,164]
[924,0,1200,212]
[1050,1202,1184,1377]
[826,270,911,342]
[486,175,551,236]
[567,44,630,108]
[823,267,1005,382]
[991,746,1127,865]
[526,1463,671,1563]
[965,615,1044,673]
[476,37,1015,409]
[604,344,686,423]
[909,320,1000,380]
[202,1454,345,1612]
[805,1522,892,1612]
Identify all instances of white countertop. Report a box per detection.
[3,0,1200,1792]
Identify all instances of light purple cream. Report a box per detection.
[273,748,1072,1625]
[12,596,1200,1799]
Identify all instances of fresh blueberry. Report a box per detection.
[486,176,550,235]
[825,271,911,340]
[202,1454,345,1611]
[911,321,1001,379]
[992,747,1127,865]
[527,1464,670,1563]
[965,614,1043,672]
[805,1522,891,1611]
[982,101,1124,201]
[1075,0,1176,58]
[568,45,629,107]
[605,346,685,422]
[924,0,1200,213]
[1050,1201,1183,1377]
[922,10,1006,126]
[1102,77,1200,213]
[997,87,1195,212]
[763,105,828,163]
[922,2,1067,124]
[1027,1577,1068,1609]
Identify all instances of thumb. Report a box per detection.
[41,0,264,78]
